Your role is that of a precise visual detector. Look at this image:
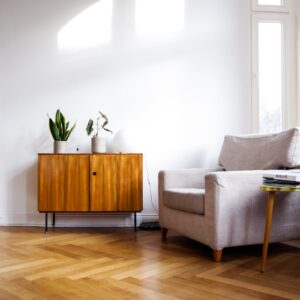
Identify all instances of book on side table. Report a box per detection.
[262,170,300,188]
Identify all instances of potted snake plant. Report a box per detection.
[48,109,76,153]
[86,111,113,153]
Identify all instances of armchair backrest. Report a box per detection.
[218,128,300,171]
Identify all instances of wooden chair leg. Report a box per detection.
[213,250,223,262]
[161,228,168,239]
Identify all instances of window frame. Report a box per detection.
[252,0,289,12]
[250,0,298,134]
[251,13,289,132]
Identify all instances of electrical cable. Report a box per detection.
[144,155,158,213]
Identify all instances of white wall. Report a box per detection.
[296,1,300,125]
[0,0,251,226]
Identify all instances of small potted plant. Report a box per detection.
[48,109,76,153]
[86,111,113,153]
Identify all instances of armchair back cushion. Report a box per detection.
[219,128,300,170]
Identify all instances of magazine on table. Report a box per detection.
[263,169,300,183]
[262,178,300,188]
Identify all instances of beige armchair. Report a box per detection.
[159,128,300,262]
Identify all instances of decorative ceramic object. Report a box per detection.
[91,137,106,153]
[54,141,66,153]
[113,130,130,153]
[113,129,139,153]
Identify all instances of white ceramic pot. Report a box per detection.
[54,141,66,153]
[92,137,106,153]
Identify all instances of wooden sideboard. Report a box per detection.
[38,153,143,231]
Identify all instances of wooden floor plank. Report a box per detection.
[0,227,298,300]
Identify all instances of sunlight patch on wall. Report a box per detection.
[135,0,185,39]
[57,0,112,51]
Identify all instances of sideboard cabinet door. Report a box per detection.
[118,154,143,212]
[65,155,90,211]
[90,154,118,211]
[38,155,65,211]
[90,154,143,212]
[38,154,89,212]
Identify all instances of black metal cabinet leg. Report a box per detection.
[52,213,55,227]
[134,212,137,232]
[45,213,48,232]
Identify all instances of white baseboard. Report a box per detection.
[0,213,159,227]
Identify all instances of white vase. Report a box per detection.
[92,137,106,153]
[53,141,66,153]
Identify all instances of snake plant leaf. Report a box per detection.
[49,118,60,141]
[55,110,63,139]
[86,119,94,136]
[55,109,60,125]
[60,112,66,140]
[48,109,76,141]
[65,123,76,141]
[59,111,65,139]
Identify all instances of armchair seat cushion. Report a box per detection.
[163,188,205,215]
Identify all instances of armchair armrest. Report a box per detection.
[158,167,223,239]
[158,168,221,224]
[204,170,274,249]
[159,168,222,190]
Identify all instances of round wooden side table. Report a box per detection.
[260,185,300,272]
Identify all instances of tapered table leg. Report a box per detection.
[261,191,275,272]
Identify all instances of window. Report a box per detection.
[258,0,282,6]
[253,17,286,133]
[258,22,282,133]
[251,0,293,133]
[252,0,288,12]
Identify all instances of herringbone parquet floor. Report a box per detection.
[0,227,299,300]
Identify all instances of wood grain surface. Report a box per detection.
[0,227,299,300]
[90,154,118,211]
[118,154,143,212]
[38,155,65,211]
[38,154,143,213]
[65,155,89,212]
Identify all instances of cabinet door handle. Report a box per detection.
[93,172,97,176]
